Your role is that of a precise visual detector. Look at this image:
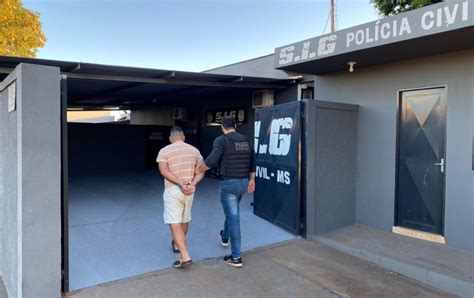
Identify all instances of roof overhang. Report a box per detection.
[0,56,297,109]
[275,0,474,75]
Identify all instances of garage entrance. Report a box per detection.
[59,63,298,291]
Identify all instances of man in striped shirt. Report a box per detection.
[157,126,205,269]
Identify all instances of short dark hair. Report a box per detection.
[170,126,184,136]
[221,116,236,129]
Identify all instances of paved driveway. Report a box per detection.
[67,239,452,298]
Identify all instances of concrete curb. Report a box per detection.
[314,236,474,298]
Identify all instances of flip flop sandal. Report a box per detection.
[172,259,193,269]
[172,241,180,254]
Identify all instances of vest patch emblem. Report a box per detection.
[234,142,250,151]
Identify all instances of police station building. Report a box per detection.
[0,0,473,297]
[274,0,473,249]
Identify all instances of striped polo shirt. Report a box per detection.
[156,141,203,188]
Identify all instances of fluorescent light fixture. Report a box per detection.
[288,75,304,79]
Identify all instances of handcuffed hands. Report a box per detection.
[180,183,196,195]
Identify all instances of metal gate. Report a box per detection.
[253,101,302,235]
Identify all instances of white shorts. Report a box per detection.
[163,186,194,224]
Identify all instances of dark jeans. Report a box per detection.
[220,178,248,259]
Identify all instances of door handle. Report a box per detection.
[434,158,445,173]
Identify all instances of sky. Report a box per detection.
[24,0,379,72]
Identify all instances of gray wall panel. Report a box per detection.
[0,67,20,298]
[275,84,299,105]
[205,55,289,79]
[314,107,358,235]
[0,64,62,297]
[20,64,62,298]
[315,49,474,250]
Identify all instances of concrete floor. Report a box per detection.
[67,239,452,298]
[68,172,295,290]
[316,224,474,297]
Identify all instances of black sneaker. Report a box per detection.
[223,255,243,268]
[219,230,229,247]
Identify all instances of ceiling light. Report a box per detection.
[347,62,357,73]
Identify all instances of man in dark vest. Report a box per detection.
[199,116,256,267]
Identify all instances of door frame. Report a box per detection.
[60,74,70,292]
[394,85,448,236]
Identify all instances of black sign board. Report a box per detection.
[254,101,301,234]
[205,108,247,126]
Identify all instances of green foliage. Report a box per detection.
[0,0,46,57]
[371,0,443,16]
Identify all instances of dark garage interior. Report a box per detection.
[57,61,298,289]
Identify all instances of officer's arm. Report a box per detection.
[248,147,257,193]
[199,138,225,172]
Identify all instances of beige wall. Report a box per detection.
[67,111,113,121]
[130,108,174,126]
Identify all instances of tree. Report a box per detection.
[0,0,46,57]
[371,0,443,16]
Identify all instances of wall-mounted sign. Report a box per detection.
[8,82,16,113]
[275,0,472,68]
[205,108,247,126]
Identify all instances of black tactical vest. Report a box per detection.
[220,134,252,179]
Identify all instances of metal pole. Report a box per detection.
[331,0,335,33]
